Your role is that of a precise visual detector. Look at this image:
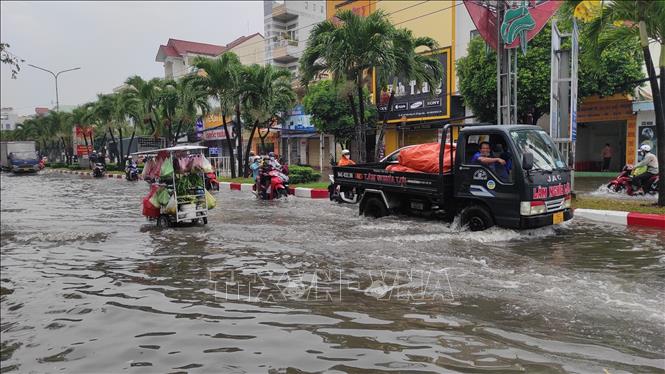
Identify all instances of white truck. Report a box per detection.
[0,141,40,173]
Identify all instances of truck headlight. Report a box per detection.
[564,194,572,208]
[520,200,546,216]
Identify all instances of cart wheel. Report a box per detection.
[202,217,208,225]
[156,215,170,228]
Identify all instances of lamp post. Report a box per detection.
[28,64,81,112]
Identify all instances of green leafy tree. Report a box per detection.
[457,24,644,124]
[303,80,375,150]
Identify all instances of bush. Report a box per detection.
[48,162,67,169]
[67,164,84,170]
[288,165,321,184]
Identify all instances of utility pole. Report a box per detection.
[28,65,81,112]
[496,0,518,125]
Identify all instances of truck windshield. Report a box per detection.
[11,151,38,160]
[510,129,567,171]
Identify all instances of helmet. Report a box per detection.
[342,149,350,155]
[640,144,651,153]
[268,152,275,158]
[128,155,133,159]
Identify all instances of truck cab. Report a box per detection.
[330,124,573,230]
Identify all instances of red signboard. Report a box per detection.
[73,126,93,156]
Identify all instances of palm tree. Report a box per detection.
[240,64,295,171]
[573,0,665,206]
[192,53,243,177]
[157,78,210,147]
[374,28,443,159]
[123,76,163,136]
[300,9,399,163]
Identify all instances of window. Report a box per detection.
[470,29,480,39]
[305,1,308,9]
[464,133,513,183]
[313,3,316,12]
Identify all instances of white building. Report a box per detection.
[263,0,325,78]
[1,107,19,131]
[156,34,265,79]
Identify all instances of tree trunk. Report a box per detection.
[60,137,69,164]
[118,127,125,167]
[173,120,183,145]
[639,21,665,206]
[108,127,117,163]
[235,102,244,178]
[83,133,91,169]
[148,117,156,136]
[347,94,360,160]
[375,90,395,160]
[221,112,237,178]
[125,129,136,160]
[356,76,366,163]
[243,120,260,177]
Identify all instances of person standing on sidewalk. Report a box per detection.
[601,143,613,171]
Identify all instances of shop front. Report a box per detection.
[575,95,637,172]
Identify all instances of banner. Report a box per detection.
[376,48,450,123]
[73,126,93,156]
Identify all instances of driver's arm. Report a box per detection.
[477,156,506,165]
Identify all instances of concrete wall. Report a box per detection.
[231,34,266,66]
[1,108,19,131]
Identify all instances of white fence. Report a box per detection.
[209,156,235,178]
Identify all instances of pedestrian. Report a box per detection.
[601,143,612,172]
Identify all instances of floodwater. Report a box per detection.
[1,171,664,373]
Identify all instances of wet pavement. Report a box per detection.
[1,171,664,373]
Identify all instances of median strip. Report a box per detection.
[575,208,665,229]
[218,182,328,199]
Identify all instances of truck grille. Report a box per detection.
[545,197,565,213]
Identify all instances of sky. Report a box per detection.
[1,1,264,115]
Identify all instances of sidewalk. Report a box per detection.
[575,208,665,229]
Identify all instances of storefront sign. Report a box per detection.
[202,114,231,140]
[202,129,228,141]
[377,48,451,124]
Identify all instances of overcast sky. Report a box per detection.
[1,1,264,115]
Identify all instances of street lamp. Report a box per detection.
[28,64,81,112]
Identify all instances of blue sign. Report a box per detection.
[290,104,305,116]
[195,117,204,140]
[209,147,219,155]
[571,111,577,141]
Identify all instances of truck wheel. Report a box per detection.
[156,215,170,228]
[460,205,494,231]
[362,196,389,218]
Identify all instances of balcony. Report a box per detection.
[272,3,298,23]
[272,40,299,64]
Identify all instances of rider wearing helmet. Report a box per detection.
[338,149,355,166]
[632,144,659,193]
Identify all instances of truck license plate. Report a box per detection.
[553,211,564,224]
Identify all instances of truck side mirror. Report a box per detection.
[522,152,534,170]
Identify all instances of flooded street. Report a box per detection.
[1,172,664,373]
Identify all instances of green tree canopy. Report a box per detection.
[457,22,644,124]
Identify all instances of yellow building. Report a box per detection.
[326,0,460,156]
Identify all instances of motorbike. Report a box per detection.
[205,172,219,191]
[255,165,289,200]
[92,163,106,178]
[126,163,139,181]
[607,164,659,195]
[328,174,358,203]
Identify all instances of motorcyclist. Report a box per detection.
[268,152,281,169]
[125,155,137,177]
[632,144,659,194]
[338,150,356,166]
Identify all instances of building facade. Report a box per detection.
[1,107,19,131]
[264,0,325,78]
[156,34,265,79]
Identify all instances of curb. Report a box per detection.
[575,208,665,229]
[50,169,125,180]
[218,182,328,199]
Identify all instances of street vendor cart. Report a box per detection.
[135,145,216,227]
